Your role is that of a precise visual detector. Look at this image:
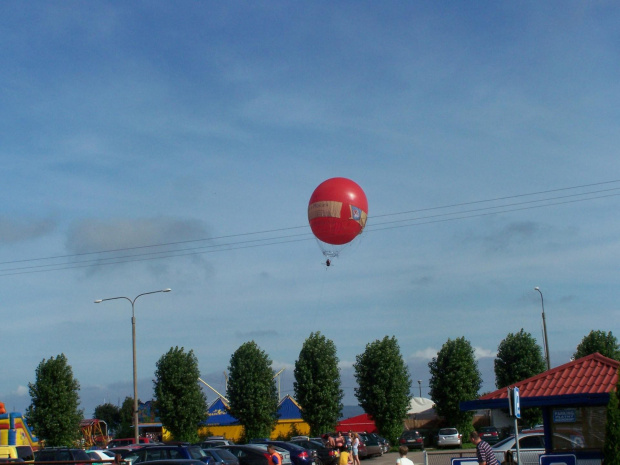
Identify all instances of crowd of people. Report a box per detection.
[322,431,361,465]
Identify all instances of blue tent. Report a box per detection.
[202,397,239,426]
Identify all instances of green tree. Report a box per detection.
[604,369,620,464]
[495,329,546,427]
[353,336,411,445]
[428,337,481,438]
[154,347,207,442]
[294,332,343,436]
[26,354,83,446]
[115,397,136,438]
[495,329,546,388]
[227,341,279,441]
[93,402,121,436]
[574,330,620,361]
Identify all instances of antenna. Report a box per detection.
[273,368,285,401]
[198,377,229,402]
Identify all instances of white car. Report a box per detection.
[86,450,116,463]
[491,432,583,465]
[436,428,462,448]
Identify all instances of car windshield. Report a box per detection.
[492,436,515,448]
[480,427,496,432]
[439,429,458,435]
[209,449,237,461]
[185,447,206,459]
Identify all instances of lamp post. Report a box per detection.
[95,288,171,443]
[534,287,551,371]
[417,380,422,398]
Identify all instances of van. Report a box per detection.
[106,437,152,449]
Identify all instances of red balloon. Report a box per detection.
[308,177,368,245]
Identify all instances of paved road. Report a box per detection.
[365,451,424,465]
[365,449,477,465]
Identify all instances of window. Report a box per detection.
[519,436,544,449]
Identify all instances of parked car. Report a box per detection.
[107,437,154,448]
[124,445,212,464]
[367,434,389,454]
[87,449,116,463]
[289,439,339,465]
[436,428,462,448]
[398,430,424,450]
[201,440,235,448]
[202,448,239,465]
[35,448,91,465]
[478,426,501,445]
[256,442,313,465]
[491,432,583,465]
[218,445,287,465]
[357,434,382,457]
[108,444,148,459]
[244,444,291,465]
[139,461,206,465]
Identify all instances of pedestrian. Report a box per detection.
[396,446,413,465]
[345,432,352,451]
[267,445,283,465]
[338,446,350,465]
[470,431,499,465]
[336,432,345,448]
[351,432,360,465]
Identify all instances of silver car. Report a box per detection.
[436,428,462,448]
[491,432,583,465]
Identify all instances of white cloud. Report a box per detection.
[474,347,497,359]
[411,348,439,360]
[16,385,28,396]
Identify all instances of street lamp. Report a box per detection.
[534,287,551,371]
[417,380,422,398]
[95,288,171,442]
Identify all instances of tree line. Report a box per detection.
[25,329,619,447]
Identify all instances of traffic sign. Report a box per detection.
[540,454,576,465]
[513,386,521,419]
[451,459,478,465]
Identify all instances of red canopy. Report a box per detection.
[335,413,377,433]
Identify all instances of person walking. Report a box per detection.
[395,446,413,465]
[470,431,499,465]
[267,445,283,465]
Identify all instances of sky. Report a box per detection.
[1,1,619,418]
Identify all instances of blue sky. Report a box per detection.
[1,1,619,417]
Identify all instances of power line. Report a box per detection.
[1,180,619,277]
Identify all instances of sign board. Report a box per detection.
[553,408,576,423]
[513,387,521,419]
[539,454,576,465]
[451,459,478,465]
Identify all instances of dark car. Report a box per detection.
[202,448,239,465]
[35,448,91,465]
[201,440,234,448]
[366,434,389,454]
[289,439,338,465]
[217,445,273,465]
[357,434,382,458]
[140,461,206,465]
[257,442,313,465]
[124,445,212,464]
[398,431,424,450]
[107,437,154,448]
[478,426,501,445]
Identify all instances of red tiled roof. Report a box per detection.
[480,352,619,400]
